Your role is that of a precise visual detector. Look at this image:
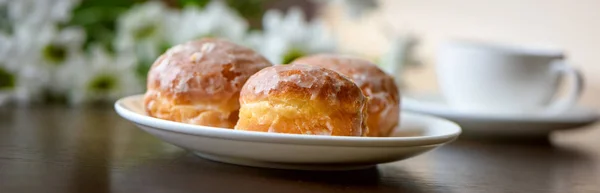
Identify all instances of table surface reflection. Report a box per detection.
[0,106,599,193]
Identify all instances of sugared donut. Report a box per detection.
[144,38,272,128]
[292,54,400,136]
[234,64,369,136]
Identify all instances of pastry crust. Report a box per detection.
[144,38,272,128]
[235,64,369,136]
[292,54,400,136]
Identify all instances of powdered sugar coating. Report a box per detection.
[292,54,400,136]
[236,64,369,136]
[144,38,272,128]
[241,64,364,105]
[147,38,272,103]
[294,54,398,101]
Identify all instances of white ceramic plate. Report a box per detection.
[115,95,461,170]
[402,92,600,138]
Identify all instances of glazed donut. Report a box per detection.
[292,54,400,137]
[144,38,272,128]
[234,64,369,136]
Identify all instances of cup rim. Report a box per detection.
[441,39,565,58]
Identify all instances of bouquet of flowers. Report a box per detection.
[0,0,415,106]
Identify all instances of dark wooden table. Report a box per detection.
[1,106,599,193]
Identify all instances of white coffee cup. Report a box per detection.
[436,40,584,115]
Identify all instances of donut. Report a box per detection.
[144,38,272,128]
[292,54,400,136]
[234,64,369,136]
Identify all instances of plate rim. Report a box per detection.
[115,95,461,147]
[402,94,600,123]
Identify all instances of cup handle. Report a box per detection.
[545,61,585,114]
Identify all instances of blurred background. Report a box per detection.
[1,0,599,109]
[324,0,600,109]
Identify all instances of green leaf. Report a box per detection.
[177,0,211,8]
[225,0,266,19]
[225,0,270,30]
[64,0,146,50]
[282,48,306,64]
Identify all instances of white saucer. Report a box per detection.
[402,92,600,138]
[115,95,461,170]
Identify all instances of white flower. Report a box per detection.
[250,7,336,64]
[0,0,81,105]
[6,0,79,26]
[114,1,176,82]
[114,1,174,56]
[0,32,47,105]
[29,25,87,94]
[68,45,142,105]
[10,65,49,104]
[0,33,12,60]
[0,33,19,105]
[167,1,248,45]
